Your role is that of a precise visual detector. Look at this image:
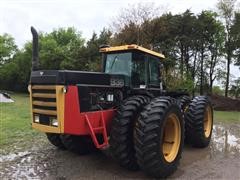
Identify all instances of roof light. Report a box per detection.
[99,48,107,52]
[127,45,137,49]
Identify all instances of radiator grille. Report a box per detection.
[31,85,57,125]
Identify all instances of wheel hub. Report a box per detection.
[162,113,181,163]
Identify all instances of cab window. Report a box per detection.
[105,52,131,76]
[148,56,160,86]
[131,53,147,87]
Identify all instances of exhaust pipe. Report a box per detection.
[31,26,39,71]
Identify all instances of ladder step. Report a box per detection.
[85,113,109,149]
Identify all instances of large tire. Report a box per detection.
[109,95,150,171]
[60,135,96,154]
[178,95,191,113]
[46,133,66,149]
[185,96,213,148]
[135,97,184,178]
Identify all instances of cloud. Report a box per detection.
[0,0,219,47]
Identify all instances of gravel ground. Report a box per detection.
[0,122,240,179]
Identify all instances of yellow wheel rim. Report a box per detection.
[162,113,181,163]
[204,105,212,138]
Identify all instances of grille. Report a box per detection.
[31,85,57,125]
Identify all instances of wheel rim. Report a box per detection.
[162,113,181,163]
[204,105,212,138]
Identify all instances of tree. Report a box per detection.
[231,12,240,66]
[196,11,225,94]
[112,3,163,46]
[229,77,240,98]
[84,28,112,71]
[0,34,17,66]
[217,0,238,97]
[39,27,85,70]
[212,86,224,95]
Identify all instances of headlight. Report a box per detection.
[107,94,114,101]
[51,118,58,127]
[110,78,124,87]
[28,85,31,93]
[34,115,40,123]
[63,86,67,93]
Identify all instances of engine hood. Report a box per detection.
[30,70,129,86]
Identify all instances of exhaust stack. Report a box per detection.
[31,26,39,71]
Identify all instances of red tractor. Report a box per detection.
[29,27,213,178]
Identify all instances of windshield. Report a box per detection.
[104,52,131,76]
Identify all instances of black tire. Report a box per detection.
[46,133,66,149]
[135,97,184,178]
[109,95,150,171]
[60,135,96,154]
[178,95,191,113]
[185,96,213,148]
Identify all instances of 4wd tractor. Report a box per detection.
[29,27,213,178]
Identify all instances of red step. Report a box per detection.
[85,112,109,149]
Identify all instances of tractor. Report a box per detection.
[29,27,213,178]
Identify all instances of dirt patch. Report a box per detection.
[0,122,240,179]
[211,94,240,111]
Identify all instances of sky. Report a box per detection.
[0,0,239,78]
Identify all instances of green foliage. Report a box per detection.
[0,27,113,91]
[229,77,240,98]
[217,0,239,97]
[38,27,85,70]
[231,12,240,65]
[165,72,194,93]
[212,86,224,96]
[0,34,17,66]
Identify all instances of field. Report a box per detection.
[0,94,41,148]
[0,93,240,179]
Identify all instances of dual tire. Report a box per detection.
[110,95,213,178]
[134,97,184,178]
[46,95,213,178]
[109,95,150,170]
[185,96,213,147]
[110,96,185,178]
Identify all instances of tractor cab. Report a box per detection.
[100,45,165,89]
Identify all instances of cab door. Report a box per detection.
[148,55,160,88]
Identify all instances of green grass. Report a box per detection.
[214,110,240,123]
[0,94,239,147]
[0,93,40,147]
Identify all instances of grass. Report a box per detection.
[0,93,239,147]
[214,110,240,123]
[0,93,40,147]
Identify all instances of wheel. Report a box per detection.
[178,95,191,113]
[177,95,191,144]
[46,133,66,149]
[109,95,150,171]
[185,96,213,148]
[134,97,184,178]
[60,135,96,154]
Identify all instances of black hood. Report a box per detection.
[30,70,128,86]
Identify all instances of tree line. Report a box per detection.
[0,0,239,98]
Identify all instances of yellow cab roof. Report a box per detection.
[99,44,165,59]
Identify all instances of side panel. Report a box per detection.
[64,86,116,135]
